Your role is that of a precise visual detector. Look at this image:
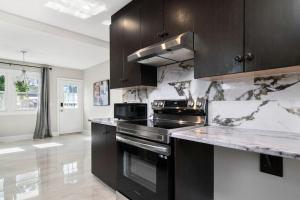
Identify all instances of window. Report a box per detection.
[63,84,78,109]
[15,71,40,111]
[0,68,40,113]
[0,75,5,111]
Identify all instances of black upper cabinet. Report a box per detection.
[110,1,157,89]
[244,0,300,72]
[110,12,124,89]
[164,0,196,39]
[111,0,300,83]
[194,0,244,78]
[140,0,164,47]
[122,2,142,87]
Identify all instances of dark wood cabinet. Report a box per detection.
[244,0,300,72]
[122,2,142,87]
[110,1,157,89]
[194,0,244,78]
[164,0,196,39]
[194,0,300,78]
[111,0,300,82]
[140,0,164,47]
[91,123,117,189]
[174,139,214,200]
[110,12,124,89]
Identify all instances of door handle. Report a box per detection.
[234,55,244,63]
[116,134,171,156]
[245,52,255,62]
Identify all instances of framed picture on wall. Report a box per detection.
[93,80,110,106]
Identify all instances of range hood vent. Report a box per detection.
[128,32,194,67]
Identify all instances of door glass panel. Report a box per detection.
[123,152,157,192]
[63,84,78,109]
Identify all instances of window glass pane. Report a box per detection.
[15,71,39,111]
[0,75,5,111]
[63,84,78,109]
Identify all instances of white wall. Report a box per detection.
[83,61,122,131]
[215,147,300,200]
[0,66,83,140]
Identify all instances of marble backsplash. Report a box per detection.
[122,62,300,133]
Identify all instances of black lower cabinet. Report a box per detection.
[174,139,214,200]
[91,123,117,190]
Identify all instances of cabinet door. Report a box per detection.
[91,123,107,180]
[110,13,124,89]
[104,126,117,190]
[245,0,300,72]
[194,0,244,78]
[140,0,164,47]
[175,139,214,200]
[164,0,196,39]
[123,2,142,87]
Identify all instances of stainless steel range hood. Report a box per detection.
[127,32,194,67]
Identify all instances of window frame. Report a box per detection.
[0,71,7,112]
[0,68,41,115]
[14,70,41,111]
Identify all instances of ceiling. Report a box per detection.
[0,0,131,69]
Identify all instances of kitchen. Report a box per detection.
[90,0,300,200]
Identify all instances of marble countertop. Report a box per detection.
[171,126,300,160]
[89,118,119,127]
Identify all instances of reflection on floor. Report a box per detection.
[0,134,116,200]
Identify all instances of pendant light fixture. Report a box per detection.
[19,50,28,84]
[15,50,30,94]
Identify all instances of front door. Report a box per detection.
[58,79,83,134]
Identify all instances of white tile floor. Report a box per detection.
[0,134,116,200]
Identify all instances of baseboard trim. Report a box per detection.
[82,129,91,135]
[52,131,59,137]
[0,134,33,143]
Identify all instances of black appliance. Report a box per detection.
[114,103,147,120]
[116,98,208,200]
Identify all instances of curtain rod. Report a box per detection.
[0,60,52,70]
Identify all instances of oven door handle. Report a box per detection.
[116,134,171,156]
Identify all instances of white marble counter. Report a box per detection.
[89,118,119,127]
[171,126,300,160]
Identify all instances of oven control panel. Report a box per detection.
[152,99,207,111]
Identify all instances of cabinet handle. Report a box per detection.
[120,78,128,82]
[157,32,165,38]
[234,55,244,63]
[157,32,169,39]
[245,52,255,62]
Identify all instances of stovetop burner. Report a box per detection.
[117,99,208,144]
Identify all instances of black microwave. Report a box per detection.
[114,103,147,120]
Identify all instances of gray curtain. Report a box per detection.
[34,67,52,139]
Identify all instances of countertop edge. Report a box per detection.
[171,127,300,160]
[89,118,119,127]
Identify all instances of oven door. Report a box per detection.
[116,134,172,200]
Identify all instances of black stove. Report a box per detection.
[123,119,200,129]
[116,99,208,200]
[117,98,208,144]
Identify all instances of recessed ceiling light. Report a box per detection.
[45,0,107,19]
[102,20,111,26]
[33,142,63,149]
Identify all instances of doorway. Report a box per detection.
[57,78,83,135]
